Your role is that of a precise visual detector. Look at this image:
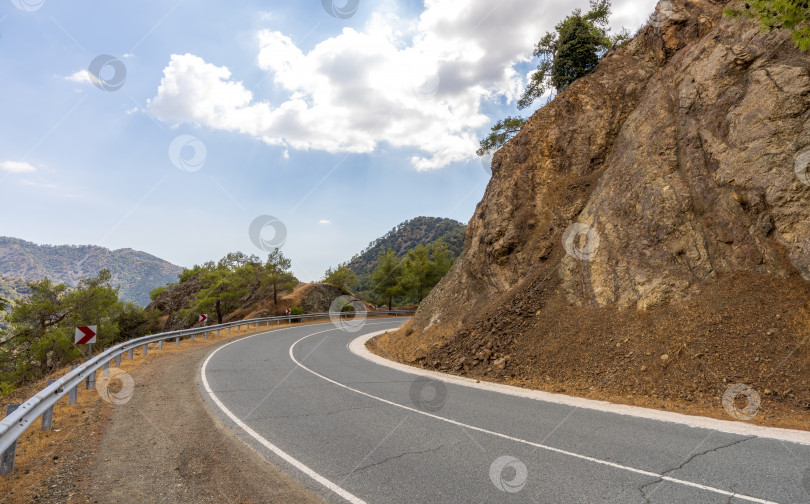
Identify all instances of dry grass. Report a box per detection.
[0,318,338,503]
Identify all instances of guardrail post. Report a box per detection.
[217,329,220,337]
[143,344,148,355]
[41,381,57,430]
[158,340,163,350]
[69,366,79,405]
[103,361,110,376]
[228,327,231,334]
[128,348,134,360]
[204,331,208,339]
[86,368,95,390]
[191,333,195,342]
[115,354,122,367]
[0,404,21,475]
[175,337,179,346]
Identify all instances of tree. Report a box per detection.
[0,297,7,311]
[264,249,297,305]
[478,1,627,157]
[402,245,433,303]
[323,265,357,290]
[194,267,249,324]
[371,249,405,309]
[476,116,528,156]
[518,0,627,110]
[2,270,120,384]
[185,252,268,324]
[400,243,456,304]
[726,1,810,51]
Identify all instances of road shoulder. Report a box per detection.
[75,333,323,504]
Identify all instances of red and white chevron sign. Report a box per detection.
[199,314,208,323]
[74,326,97,345]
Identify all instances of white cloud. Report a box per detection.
[0,161,37,173]
[147,0,657,170]
[319,220,332,225]
[65,70,92,85]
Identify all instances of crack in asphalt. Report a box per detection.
[638,436,756,502]
[342,444,447,477]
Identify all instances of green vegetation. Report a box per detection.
[726,0,810,51]
[371,249,406,309]
[0,237,183,306]
[476,116,528,157]
[173,250,298,325]
[0,270,160,393]
[368,243,455,308]
[322,265,357,290]
[401,243,454,303]
[478,0,629,156]
[0,277,28,331]
[340,217,465,301]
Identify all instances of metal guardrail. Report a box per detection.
[0,310,413,474]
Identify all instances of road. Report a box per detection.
[199,319,810,504]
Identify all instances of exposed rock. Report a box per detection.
[298,284,354,313]
[372,0,810,430]
[408,0,809,338]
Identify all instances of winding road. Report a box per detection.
[199,319,810,504]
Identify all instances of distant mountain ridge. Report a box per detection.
[0,237,184,306]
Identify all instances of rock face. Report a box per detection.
[298,284,353,313]
[407,0,810,342]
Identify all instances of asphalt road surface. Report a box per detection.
[199,319,810,504]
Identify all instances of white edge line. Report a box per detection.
[287,330,782,504]
[200,325,368,504]
[349,331,810,447]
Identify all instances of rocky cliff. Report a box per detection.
[374,0,810,429]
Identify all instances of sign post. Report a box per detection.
[198,315,208,340]
[75,326,97,389]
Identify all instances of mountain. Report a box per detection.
[0,275,31,330]
[342,217,466,299]
[0,237,184,306]
[346,217,465,276]
[373,0,810,428]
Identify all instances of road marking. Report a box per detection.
[346,331,810,446]
[200,321,403,504]
[349,332,810,446]
[288,332,782,504]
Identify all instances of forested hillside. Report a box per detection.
[339,217,466,301]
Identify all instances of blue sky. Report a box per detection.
[0,0,657,282]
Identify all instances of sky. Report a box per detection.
[0,0,658,282]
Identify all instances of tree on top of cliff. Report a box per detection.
[477,0,628,156]
[518,0,628,110]
[726,0,810,51]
